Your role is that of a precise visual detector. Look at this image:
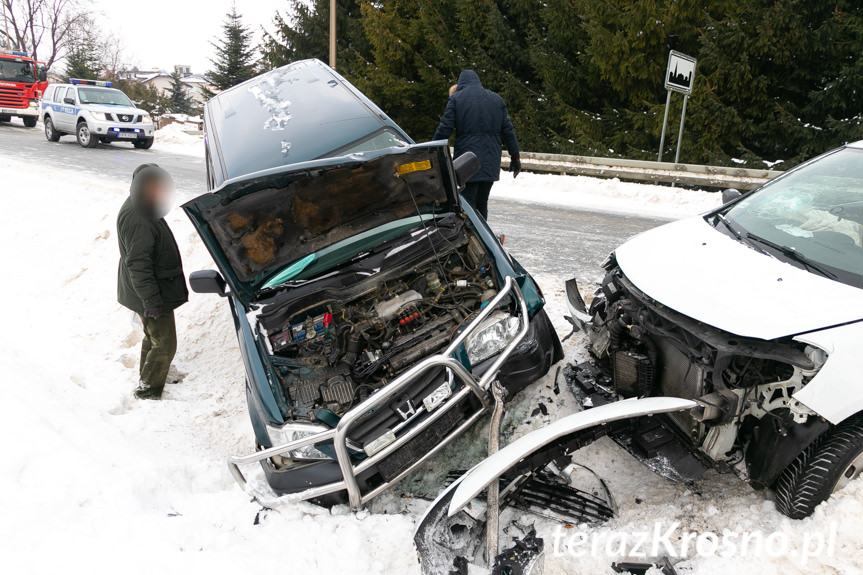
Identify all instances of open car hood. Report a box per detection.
[615,216,863,340]
[183,144,460,304]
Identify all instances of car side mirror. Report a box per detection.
[722,188,742,204]
[190,270,227,297]
[63,97,74,105]
[453,152,480,189]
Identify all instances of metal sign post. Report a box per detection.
[329,0,337,69]
[657,51,696,164]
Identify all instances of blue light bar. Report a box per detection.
[69,78,113,87]
[12,50,28,57]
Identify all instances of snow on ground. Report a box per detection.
[493,171,721,219]
[0,153,859,575]
[154,122,205,157]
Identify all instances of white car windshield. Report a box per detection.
[722,147,863,288]
[78,87,133,107]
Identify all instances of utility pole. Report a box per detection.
[329,0,336,69]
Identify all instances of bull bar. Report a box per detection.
[227,275,530,510]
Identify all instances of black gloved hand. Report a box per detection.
[143,306,163,320]
[511,154,522,179]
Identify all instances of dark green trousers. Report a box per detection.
[138,310,177,394]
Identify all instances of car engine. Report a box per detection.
[581,263,825,465]
[258,222,499,421]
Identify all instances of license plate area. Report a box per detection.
[117,132,137,139]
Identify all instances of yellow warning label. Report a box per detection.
[397,160,432,175]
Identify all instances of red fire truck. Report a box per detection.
[0,49,48,128]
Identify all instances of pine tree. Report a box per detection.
[259,0,863,168]
[260,0,369,75]
[205,6,257,96]
[64,30,104,81]
[167,72,194,115]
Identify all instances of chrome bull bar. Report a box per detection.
[227,275,531,510]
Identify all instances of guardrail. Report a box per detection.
[501,152,782,190]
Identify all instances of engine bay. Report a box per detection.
[257,219,499,421]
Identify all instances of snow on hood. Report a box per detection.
[615,216,863,340]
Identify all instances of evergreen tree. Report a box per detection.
[205,6,258,96]
[167,72,194,115]
[260,0,863,168]
[64,29,104,81]
[260,0,369,75]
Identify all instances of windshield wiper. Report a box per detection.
[744,232,838,280]
[713,212,743,241]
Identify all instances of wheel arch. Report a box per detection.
[746,410,831,490]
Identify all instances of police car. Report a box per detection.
[40,79,155,149]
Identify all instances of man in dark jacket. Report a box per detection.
[433,70,521,220]
[117,164,188,399]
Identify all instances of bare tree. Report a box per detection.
[2,0,88,68]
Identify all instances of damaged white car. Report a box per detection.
[565,141,863,519]
[412,142,863,575]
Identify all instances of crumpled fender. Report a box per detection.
[447,397,697,517]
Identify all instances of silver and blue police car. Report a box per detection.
[40,79,155,149]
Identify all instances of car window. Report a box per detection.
[77,87,133,107]
[43,86,54,101]
[53,87,64,103]
[725,147,863,287]
[332,129,409,157]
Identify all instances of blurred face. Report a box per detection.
[449,84,458,96]
[143,177,175,216]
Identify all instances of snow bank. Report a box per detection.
[493,171,721,219]
[1,154,860,575]
[154,122,204,157]
[0,156,417,573]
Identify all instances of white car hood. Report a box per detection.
[615,216,863,340]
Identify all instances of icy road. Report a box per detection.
[3,120,859,575]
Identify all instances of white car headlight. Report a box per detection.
[465,310,520,365]
[140,113,152,124]
[266,423,330,462]
[90,111,107,121]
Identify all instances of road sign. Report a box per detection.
[664,51,696,95]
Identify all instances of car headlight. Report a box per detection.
[265,423,330,462]
[90,111,107,121]
[140,114,152,124]
[465,310,521,365]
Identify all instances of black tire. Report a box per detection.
[774,413,863,519]
[133,138,154,150]
[23,116,37,128]
[76,121,99,148]
[44,116,61,141]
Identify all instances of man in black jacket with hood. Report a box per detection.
[433,70,521,220]
[117,164,188,399]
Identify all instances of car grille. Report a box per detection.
[0,85,26,108]
[116,113,137,123]
[377,400,467,481]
